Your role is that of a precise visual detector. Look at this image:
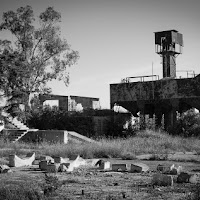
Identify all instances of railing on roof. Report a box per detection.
[176,70,196,79]
[121,75,159,83]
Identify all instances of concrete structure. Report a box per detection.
[39,94,100,111]
[20,130,99,144]
[110,30,200,131]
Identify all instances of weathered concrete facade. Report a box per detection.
[110,75,200,130]
[39,94,100,111]
[110,30,200,131]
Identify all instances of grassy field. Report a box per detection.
[0,130,200,160]
[1,130,200,200]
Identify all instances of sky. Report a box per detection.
[0,0,200,108]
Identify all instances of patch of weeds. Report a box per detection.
[43,173,60,197]
[185,184,200,200]
[0,183,46,200]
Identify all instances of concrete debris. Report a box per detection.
[67,155,86,172]
[40,156,54,163]
[58,163,69,172]
[9,153,35,167]
[53,156,69,164]
[130,163,149,173]
[152,173,173,186]
[157,164,182,175]
[112,164,127,172]
[0,165,12,173]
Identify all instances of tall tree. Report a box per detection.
[0,6,79,118]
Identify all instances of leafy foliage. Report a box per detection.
[0,5,79,117]
[169,108,200,137]
[27,107,95,137]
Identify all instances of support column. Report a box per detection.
[137,101,145,130]
[164,108,176,131]
[155,105,162,130]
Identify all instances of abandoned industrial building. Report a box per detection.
[110,30,200,131]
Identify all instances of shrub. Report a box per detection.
[169,108,200,137]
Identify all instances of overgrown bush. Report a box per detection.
[169,108,200,137]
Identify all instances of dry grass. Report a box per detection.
[1,130,200,159]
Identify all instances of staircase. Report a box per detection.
[8,129,30,143]
[9,117,29,130]
[1,112,37,142]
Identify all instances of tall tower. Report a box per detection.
[155,30,183,78]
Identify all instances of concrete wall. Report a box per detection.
[22,130,68,143]
[69,96,100,110]
[39,95,69,110]
[93,116,110,136]
[110,75,200,130]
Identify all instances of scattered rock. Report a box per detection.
[152,173,173,186]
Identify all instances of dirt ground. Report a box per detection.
[1,159,200,200]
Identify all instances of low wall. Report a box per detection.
[22,130,68,143]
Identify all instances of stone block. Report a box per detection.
[152,173,173,186]
[39,160,48,171]
[112,164,127,172]
[130,163,149,173]
[46,163,60,173]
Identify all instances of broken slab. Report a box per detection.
[152,173,173,186]
[130,163,149,173]
[9,153,35,167]
[112,164,127,172]
[66,155,87,172]
[0,165,12,173]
